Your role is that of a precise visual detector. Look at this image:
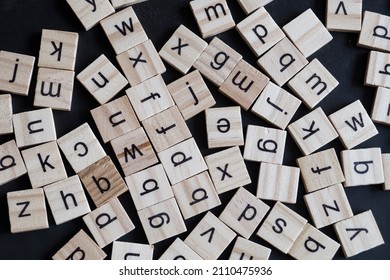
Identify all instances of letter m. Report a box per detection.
[204,3,227,21]
[115,18,134,36]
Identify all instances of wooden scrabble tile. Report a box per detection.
[194,37,242,87]
[52,230,106,260]
[341,148,384,187]
[383,154,390,191]
[229,237,271,260]
[326,0,362,32]
[205,106,244,149]
[90,95,140,143]
[243,124,287,164]
[329,100,378,149]
[190,0,235,38]
[167,70,216,120]
[205,146,251,194]
[66,0,115,31]
[7,188,49,233]
[219,187,270,238]
[137,197,187,244]
[219,59,270,110]
[111,241,153,260]
[172,171,221,220]
[57,123,106,173]
[257,162,300,204]
[100,6,147,55]
[0,94,13,135]
[111,0,148,9]
[83,197,135,248]
[237,0,274,14]
[126,75,175,121]
[184,212,236,259]
[256,201,307,254]
[78,156,127,207]
[116,39,166,86]
[125,164,174,210]
[304,183,353,229]
[77,54,128,105]
[34,67,75,111]
[288,223,340,260]
[0,140,27,186]
[358,11,390,52]
[142,106,192,152]
[21,141,67,189]
[159,237,203,260]
[0,51,35,96]
[297,148,345,193]
[365,51,390,88]
[371,87,390,125]
[288,59,339,109]
[236,7,285,57]
[258,37,308,86]
[334,210,384,258]
[110,127,158,176]
[44,175,91,225]
[158,138,207,185]
[13,108,57,148]
[38,29,79,71]
[159,25,208,74]
[288,107,338,156]
[283,9,333,57]
[251,82,301,129]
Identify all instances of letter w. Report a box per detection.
[345,113,364,132]
[115,18,134,35]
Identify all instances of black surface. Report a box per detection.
[0,0,389,260]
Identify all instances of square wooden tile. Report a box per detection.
[126,75,175,121]
[190,0,235,38]
[383,154,390,191]
[304,183,353,228]
[205,106,244,149]
[258,37,308,86]
[34,67,75,111]
[251,82,301,129]
[334,210,384,258]
[0,94,13,135]
[0,140,27,186]
[111,241,153,260]
[219,187,270,238]
[116,39,166,86]
[288,107,338,155]
[52,230,106,260]
[326,0,362,32]
[83,197,135,248]
[194,37,242,87]
[358,11,390,52]
[172,171,221,220]
[237,0,274,14]
[229,237,271,260]
[236,7,285,57]
[184,212,236,259]
[79,156,127,207]
[57,123,106,174]
[38,29,79,71]
[341,148,384,187]
[7,188,49,233]
[110,127,158,177]
[125,164,174,210]
[256,201,307,254]
[283,9,333,57]
[288,223,340,260]
[329,100,378,149]
[159,237,203,260]
[44,175,91,225]
[204,146,251,194]
[288,58,339,109]
[21,141,67,189]
[159,25,208,74]
[219,59,270,110]
[77,54,128,105]
[371,87,390,125]
[243,124,287,164]
[13,108,57,148]
[167,70,216,120]
[365,50,390,88]
[66,0,115,31]
[0,51,35,96]
[137,197,186,244]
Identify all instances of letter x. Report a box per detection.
[216,164,232,181]
[171,38,189,56]
[129,52,147,68]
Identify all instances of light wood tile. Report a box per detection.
[371,87,390,126]
[0,94,13,135]
[358,11,390,52]
[229,237,271,260]
[237,0,274,14]
[382,154,390,191]
[111,241,153,260]
[326,0,362,32]
[365,50,390,88]
[111,0,148,9]
[159,237,203,260]
[0,140,27,186]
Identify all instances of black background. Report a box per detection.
[0,0,389,260]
